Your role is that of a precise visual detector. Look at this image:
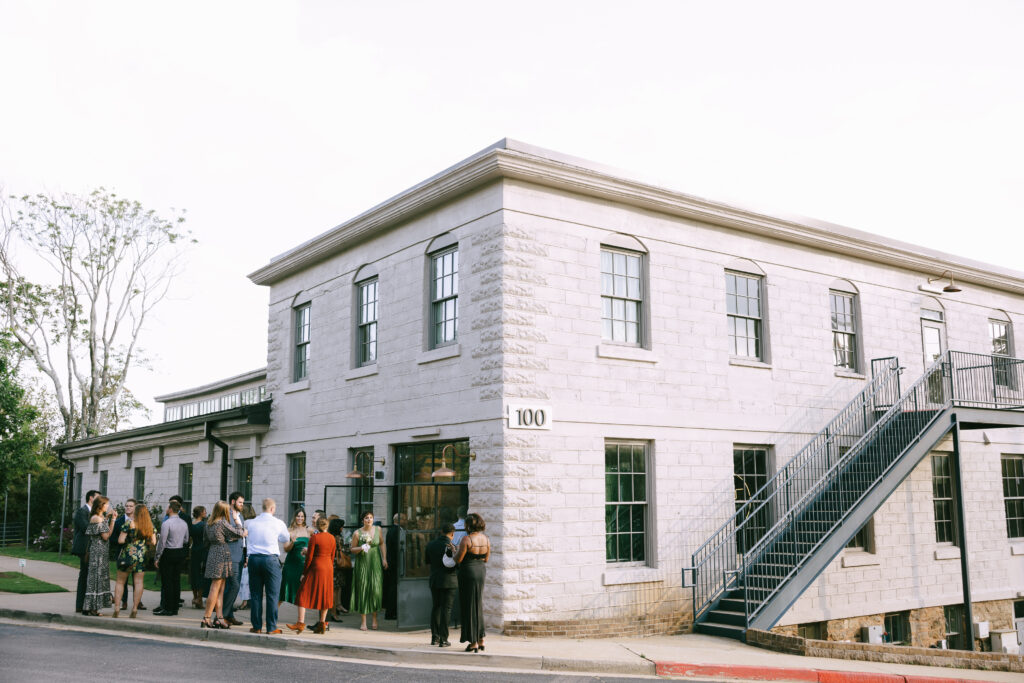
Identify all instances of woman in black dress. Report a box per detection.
[455,513,490,652]
[189,505,208,608]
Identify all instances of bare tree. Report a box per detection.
[0,188,192,442]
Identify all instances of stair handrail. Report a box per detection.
[740,350,954,622]
[689,357,902,619]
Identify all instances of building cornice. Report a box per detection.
[248,139,1024,295]
[154,367,267,403]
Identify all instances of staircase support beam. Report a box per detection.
[950,417,975,652]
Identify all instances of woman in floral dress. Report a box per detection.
[82,496,114,616]
[113,502,156,618]
[202,500,246,629]
[350,510,387,631]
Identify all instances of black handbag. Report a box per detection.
[116,549,131,570]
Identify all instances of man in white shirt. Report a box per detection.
[245,498,290,634]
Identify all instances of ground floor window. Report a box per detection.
[1001,454,1024,538]
[99,470,108,496]
[133,467,146,501]
[74,472,83,506]
[944,604,968,650]
[798,622,826,640]
[605,440,650,564]
[288,453,306,517]
[235,458,253,502]
[178,464,193,514]
[734,445,770,554]
[883,611,911,645]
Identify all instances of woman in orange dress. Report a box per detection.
[288,516,336,634]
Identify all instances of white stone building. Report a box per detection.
[58,140,1024,643]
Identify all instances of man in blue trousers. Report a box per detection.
[244,498,289,634]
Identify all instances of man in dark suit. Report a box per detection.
[425,522,458,647]
[71,489,99,613]
[222,491,246,626]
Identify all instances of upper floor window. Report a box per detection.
[430,247,459,348]
[293,303,311,381]
[357,278,379,366]
[830,291,859,371]
[990,319,1013,388]
[727,272,764,360]
[600,248,643,345]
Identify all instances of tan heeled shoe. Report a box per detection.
[286,622,305,633]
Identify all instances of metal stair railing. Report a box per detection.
[738,351,956,624]
[687,357,902,620]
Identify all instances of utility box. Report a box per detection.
[862,625,883,644]
[973,621,990,639]
[991,630,1019,655]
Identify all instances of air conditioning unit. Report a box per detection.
[990,630,1019,655]
[862,625,883,644]
[973,621,989,639]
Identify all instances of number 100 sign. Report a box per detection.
[507,404,552,430]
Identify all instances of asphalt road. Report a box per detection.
[0,623,659,683]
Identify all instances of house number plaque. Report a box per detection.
[507,404,552,430]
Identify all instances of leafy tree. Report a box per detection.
[0,336,41,495]
[0,188,192,442]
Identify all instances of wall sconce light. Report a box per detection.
[345,450,383,479]
[431,444,476,478]
[927,271,962,293]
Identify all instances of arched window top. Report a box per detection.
[830,278,859,294]
[290,289,312,307]
[725,257,765,276]
[426,231,458,255]
[989,308,1011,323]
[353,263,378,284]
[600,232,647,254]
[920,296,945,320]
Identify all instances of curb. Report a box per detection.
[0,608,654,676]
[655,661,977,683]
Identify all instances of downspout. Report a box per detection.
[205,422,230,501]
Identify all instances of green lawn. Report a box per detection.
[0,547,190,591]
[0,571,68,594]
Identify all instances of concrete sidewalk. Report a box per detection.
[1,555,1019,682]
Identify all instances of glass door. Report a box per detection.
[394,442,470,630]
[922,315,947,404]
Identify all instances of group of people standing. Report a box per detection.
[71,489,490,651]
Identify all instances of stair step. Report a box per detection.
[717,598,746,612]
[705,609,747,626]
[694,621,746,641]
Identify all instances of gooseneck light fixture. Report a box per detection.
[431,444,457,479]
[927,271,962,293]
[345,450,383,479]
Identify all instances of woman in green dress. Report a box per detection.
[350,510,387,630]
[279,508,310,606]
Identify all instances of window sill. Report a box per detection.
[934,546,961,560]
[596,343,658,364]
[841,552,879,568]
[1009,542,1024,556]
[834,369,867,380]
[346,364,378,381]
[602,566,662,586]
[729,357,771,370]
[418,344,461,365]
[283,379,310,394]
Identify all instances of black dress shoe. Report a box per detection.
[155,610,177,616]
[138,604,147,610]
[431,638,439,646]
[153,607,169,615]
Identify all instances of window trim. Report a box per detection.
[600,246,647,348]
[355,277,379,368]
[931,453,958,546]
[726,270,768,362]
[293,302,311,382]
[1001,454,1024,539]
[604,440,654,567]
[428,245,459,349]
[235,458,253,504]
[178,463,193,514]
[830,289,861,373]
[98,470,108,496]
[990,318,1014,389]
[133,466,146,502]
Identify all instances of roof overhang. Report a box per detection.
[55,401,271,460]
[247,138,1024,295]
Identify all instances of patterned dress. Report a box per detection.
[204,518,244,579]
[117,521,147,573]
[83,519,113,611]
[351,526,383,614]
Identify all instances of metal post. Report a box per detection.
[2,491,7,547]
[58,469,69,560]
[25,473,31,549]
[950,417,975,651]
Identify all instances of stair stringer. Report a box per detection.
[747,410,955,632]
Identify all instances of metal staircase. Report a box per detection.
[687,351,1024,640]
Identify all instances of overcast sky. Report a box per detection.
[1,1,1022,427]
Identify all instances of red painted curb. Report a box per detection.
[654,661,974,683]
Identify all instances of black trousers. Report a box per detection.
[159,548,187,612]
[75,554,88,612]
[430,585,456,644]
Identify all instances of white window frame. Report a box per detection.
[604,440,653,566]
[727,271,766,361]
[293,303,311,381]
[830,290,860,372]
[356,277,379,367]
[429,246,459,349]
[600,247,644,346]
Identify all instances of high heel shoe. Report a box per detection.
[129,608,137,619]
[201,617,215,628]
[311,621,325,634]
[478,644,485,652]
[112,607,119,619]
[216,618,231,629]
[286,622,305,633]
[464,644,478,652]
